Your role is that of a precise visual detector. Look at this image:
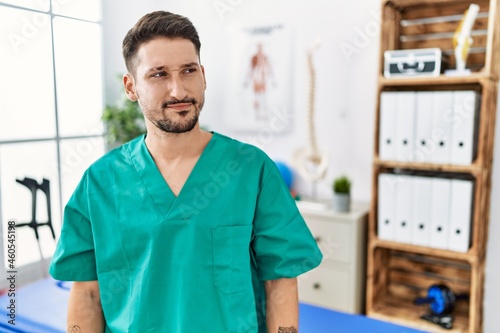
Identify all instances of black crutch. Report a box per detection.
[15,177,55,276]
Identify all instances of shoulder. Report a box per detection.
[213,132,280,185]
[92,135,142,167]
[214,132,274,167]
[83,135,143,183]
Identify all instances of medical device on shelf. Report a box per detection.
[446,4,480,75]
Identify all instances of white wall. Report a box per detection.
[102,1,499,332]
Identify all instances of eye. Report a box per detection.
[183,67,197,74]
[152,71,167,78]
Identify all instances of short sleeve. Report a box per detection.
[49,172,97,281]
[251,161,322,281]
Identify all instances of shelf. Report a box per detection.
[379,73,494,88]
[367,248,472,332]
[373,158,483,175]
[370,238,475,263]
[369,293,469,333]
[368,0,499,331]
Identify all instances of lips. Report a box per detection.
[167,103,192,111]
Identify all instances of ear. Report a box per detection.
[123,73,138,101]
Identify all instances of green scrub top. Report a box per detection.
[50,132,322,333]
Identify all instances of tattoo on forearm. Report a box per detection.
[67,324,82,333]
[278,326,297,333]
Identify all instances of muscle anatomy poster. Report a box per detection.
[225,23,293,131]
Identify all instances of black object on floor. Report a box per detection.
[15,177,55,261]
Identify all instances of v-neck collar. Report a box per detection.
[128,132,225,221]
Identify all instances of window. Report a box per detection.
[0,0,104,283]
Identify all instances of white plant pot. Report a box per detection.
[333,193,350,212]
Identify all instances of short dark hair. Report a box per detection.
[122,11,201,74]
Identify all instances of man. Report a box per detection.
[50,11,322,333]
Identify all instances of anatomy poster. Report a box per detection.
[225,23,293,131]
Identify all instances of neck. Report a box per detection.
[144,123,212,162]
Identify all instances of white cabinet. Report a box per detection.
[297,201,369,314]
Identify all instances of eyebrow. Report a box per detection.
[146,62,199,73]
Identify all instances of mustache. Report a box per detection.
[162,98,197,108]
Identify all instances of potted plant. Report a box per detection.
[332,175,351,212]
[102,80,146,150]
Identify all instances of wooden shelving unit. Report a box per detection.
[366,1,500,332]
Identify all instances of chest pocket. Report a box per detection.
[212,225,253,295]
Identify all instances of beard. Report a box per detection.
[143,95,205,134]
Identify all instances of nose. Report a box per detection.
[169,75,187,100]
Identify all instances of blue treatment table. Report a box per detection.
[299,302,429,333]
[0,278,70,333]
[0,278,429,333]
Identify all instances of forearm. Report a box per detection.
[67,281,105,332]
[265,277,298,333]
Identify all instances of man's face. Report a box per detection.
[124,37,206,134]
